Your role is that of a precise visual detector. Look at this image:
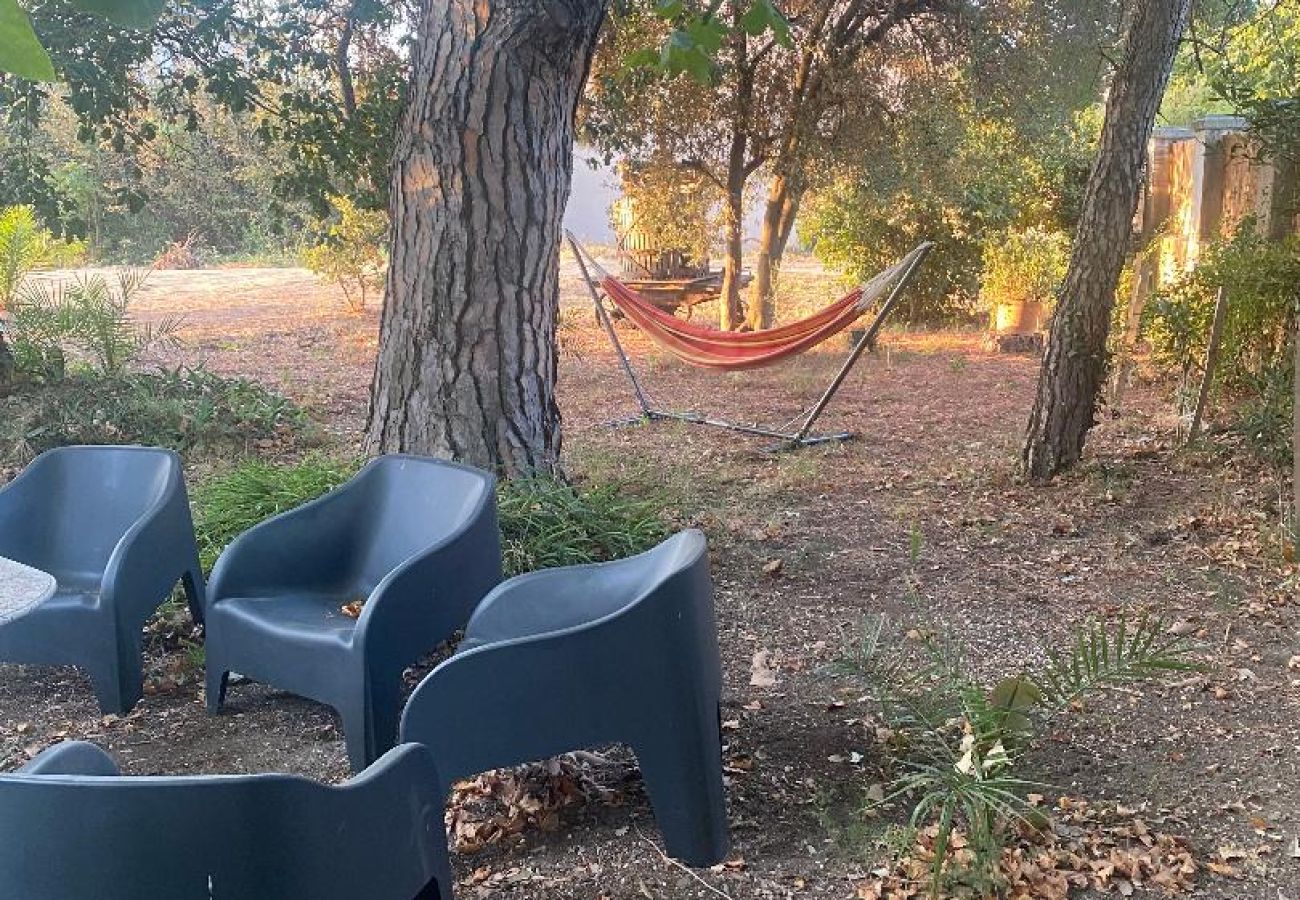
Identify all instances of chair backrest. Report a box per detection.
[3,446,178,583]
[462,530,710,647]
[348,455,495,591]
[0,743,449,900]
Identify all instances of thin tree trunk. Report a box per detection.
[1293,318,1298,538]
[1021,0,1191,481]
[719,183,745,330]
[366,0,607,475]
[747,172,803,331]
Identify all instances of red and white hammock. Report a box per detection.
[568,233,932,447]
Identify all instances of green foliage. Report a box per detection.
[8,269,179,377]
[0,0,55,81]
[192,455,359,571]
[498,475,670,577]
[1143,229,1297,464]
[802,102,1096,323]
[631,0,791,83]
[0,204,85,308]
[612,160,716,265]
[191,462,671,579]
[838,608,1196,894]
[301,195,388,312]
[0,365,310,464]
[979,226,1071,309]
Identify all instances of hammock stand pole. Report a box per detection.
[786,241,933,446]
[566,232,931,450]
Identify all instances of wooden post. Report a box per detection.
[1292,316,1298,542]
[1188,286,1229,442]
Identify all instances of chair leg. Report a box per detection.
[181,563,206,627]
[205,666,229,714]
[339,694,373,774]
[632,707,730,867]
[89,645,143,716]
[366,673,404,766]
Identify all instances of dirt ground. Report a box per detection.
[1,259,1297,899]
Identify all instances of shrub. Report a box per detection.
[192,455,360,570]
[1143,228,1298,463]
[1144,228,1299,390]
[301,195,387,312]
[0,366,310,465]
[0,205,85,309]
[190,461,671,578]
[979,227,1070,310]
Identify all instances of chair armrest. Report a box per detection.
[207,485,362,603]
[19,741,121,776]
[101,473,200,625]
[0,463,48,560]
[399,618,641,793]
[460,563,615,647]
[355,498,501,672]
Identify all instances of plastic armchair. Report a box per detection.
[205,454,501,772]
[400,529,729,867]
[0,741,454,900]
[0,445,205,714]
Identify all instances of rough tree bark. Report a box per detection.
[367,0,608,475]
[1021,0,1191,481]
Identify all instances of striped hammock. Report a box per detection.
[597,245,928,371]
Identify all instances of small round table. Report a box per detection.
[0,556,57,625]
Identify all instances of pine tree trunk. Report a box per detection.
[366,0,608,475]
[1021,0,1191,482]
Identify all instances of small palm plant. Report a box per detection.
[839,610,1198,896]
[8,269,181,379]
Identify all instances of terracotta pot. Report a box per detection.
[992,299,1047,334]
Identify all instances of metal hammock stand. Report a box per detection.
[567,233,933,451]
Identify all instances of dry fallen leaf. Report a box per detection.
[750,649,779,687]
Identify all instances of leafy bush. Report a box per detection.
[0,366,310,464]
[0,205,85,309]
[301,195,387,312]
[1143,228,1297,463]
[7,269,180,379]
[190,461,671,578]
[192,455,360,570]
[979,227,1070,309]
[498,475,669,576]
[838,608,1196,894]
[1144,229,1299,390]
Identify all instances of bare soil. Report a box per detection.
[1,259,1296,899]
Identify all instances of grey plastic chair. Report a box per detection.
[0,445,205,714]
[206,454,501,772]
[0,741,453,900]
[400,529,729,867]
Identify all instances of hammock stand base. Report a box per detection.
[600,410,855,453]
[567,233,931,452]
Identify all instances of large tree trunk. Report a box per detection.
[367,0,607,475]
[1021,0,1190,481]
